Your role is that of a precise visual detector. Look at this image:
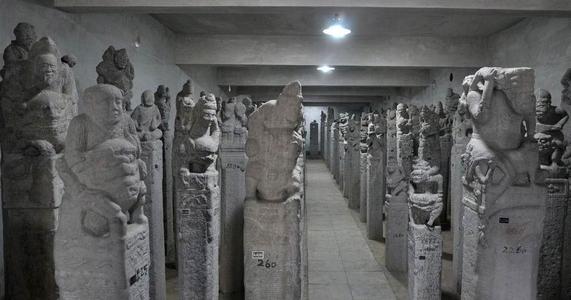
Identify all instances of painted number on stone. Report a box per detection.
[257,259,277,269]
[129,264,149,286]
[181,209,191,215]
[502,246,527,254]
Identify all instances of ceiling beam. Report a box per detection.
[54,0,571,15]
[177,35,486,68]
[235,86,400,97]
[212,66,430,87]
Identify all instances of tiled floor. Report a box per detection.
[306,160,398,300]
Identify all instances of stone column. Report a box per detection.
[359,152,368,222]
[346,116,361,208]
[131,90,167,300]
[331,124,339,180]
[243,82,306,299]
[176,171,220,300]
[309,120,319,158]
[340,140,346,188]
[396,104,413,176]
[460,68,544,300]
[174,93,221,300]
[219,97,248,299]
[439,133,452,226]
[55,84,149,300]
[537,178,568,300]
[449,87,470,294]
[366,113,387,240]
[320,111,326,159]
[385,156,409,274]
[141,140,166,300]
[408,224,442,300]
[1,32,78,300]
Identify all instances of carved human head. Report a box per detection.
[13,22,36,49]
[194,93,218,125]
[84,84,124,128]
[396,103,408,115]
[141,90,154,106]
[30,37,61,88]
[242,97,252,106]
[182,80,192,95]
[113,48,129,69]
[276,81,303,128]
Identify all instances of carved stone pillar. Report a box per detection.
[366,113,386,241]
[408,223,442,300]
[359,152,368,222]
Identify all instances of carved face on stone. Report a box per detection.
[419,106,439,137]
[197,94,218,125]
[535,89,552,120]
[142,90,154,106]
[397,103,408,116]
[34,54,58,87]
[536,132,555,154]
[85,84,123,128]
[14,23,36,50]
[114,49,129,69]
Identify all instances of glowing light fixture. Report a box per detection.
[317,65,335,73]
[323,14,351,38]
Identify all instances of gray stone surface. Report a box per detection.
[459,68,544,300]
[140,140,166,300]
[366,112,387,241]
[408,224,442,300]
[359,152,368,222]
[1,31,78,300]
[176,171,220,300]
[346,116,361,208]
[55,84,149,300]
[537,178,568,300]
[310,120,319,157]
[243,82,305,299]
[96,45,135,111]
[331,124,339,180]
[320,112,326,158]
[396,104,413,176]
[385,156,409,274]
[219,99,248,298]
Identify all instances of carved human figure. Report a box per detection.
[245,81,304,202]
[417,105,441,176]
[221,97,247,135]
[360,113,371,152]
[367,112,386,159]
[1,23,37,81]
[131,90,163,142]
[386,156,408,204]
[346,114,361,152]
[96,46,135,111]
[408,158,443,227]
[562,68,571,106]
[62,84,147,227]
[534,89,569,175]
[396,103,411,135]
[154,85,171,131]
[177,93,220,174]
[175,80,195,132]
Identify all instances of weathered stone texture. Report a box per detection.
[359,152,368,222]
[408,224,442,300]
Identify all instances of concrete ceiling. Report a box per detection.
[153,10,523,37]
[55,0,569,104]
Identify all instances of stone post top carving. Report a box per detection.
[534,88,570,177]
[396,103,411,135]
[245,81,303,202]
[96,46,134,112]
[1,22,36,80]
[1,35,78,154]
[409,158,443,227]
[131,90,163,142]
[320,111,326,122]
[175,80,195,132]
[62,84,147,226]
[242,96,257,117]
[367,112,386,157]
[154,84,171,131]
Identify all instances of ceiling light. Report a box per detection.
[323,24,351,38]
[317,65,335,73]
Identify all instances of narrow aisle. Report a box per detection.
[306,160,397,300]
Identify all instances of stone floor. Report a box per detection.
[166,159,458,299]
[306,159,398,300]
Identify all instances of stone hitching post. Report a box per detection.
[243,81,306,300]
[359,113,371,222]
[0,26,79,299]
[533,89,570,300]
[367,112,387,240]
[407,106,444,300]
[219,97,248,298]
[326,107,334,168]
[55,84,149,299]
[346,115,361,208]
[131,90,166,299]
[331,121,339,181]
[309,120,319,157]
[174,93,220,300]
[396,104,414,176]
[448,86,470,294]
[385,107,409,274]
[459,68,544,300]
[320,111,326,158]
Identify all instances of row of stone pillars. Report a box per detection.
[320,66,571,300]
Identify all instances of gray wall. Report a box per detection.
[0,0,225,111]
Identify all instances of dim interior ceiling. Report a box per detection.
[54,1,570,104]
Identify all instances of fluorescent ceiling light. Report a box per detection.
[323,24,351,38]
[317,65,335,73]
